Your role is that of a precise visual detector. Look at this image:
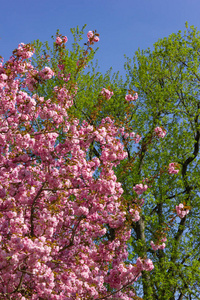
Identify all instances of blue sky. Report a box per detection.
[1,0,200,76]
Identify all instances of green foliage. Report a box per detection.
[123,23,200,300]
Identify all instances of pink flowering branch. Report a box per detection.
[95,271,142,300]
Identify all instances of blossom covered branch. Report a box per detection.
[0,30,180,300]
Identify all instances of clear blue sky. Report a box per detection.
[1,0,200,76]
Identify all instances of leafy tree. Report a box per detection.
[122,23,200,300]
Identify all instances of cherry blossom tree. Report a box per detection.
[0,30,157,300]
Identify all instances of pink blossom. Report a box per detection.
[56,37,62,45]
[39,67,54,80]
[129,209,140,222]
[93,36,100,42]
[150,241,159,251]
[87,31,94,39]
[136,257,154,272]
[143,258,154,271]
[161,237,167,242]
[58,64,65,70]
[168,162,179,174]
[16,43,34,59]
[63,36,68,43]
[133,183,148,195]
[125,94,134,102]
[125,93,138,101]
[134,134,142,143]
[0,74,8,81]
[150,241,166,251]
[124,133,129,139]
[154,127,166,138]
[101,88,114,100]
[176,203,189,218]
[129,132,135,138]
[159,243,166,250]
[128,132,141,143]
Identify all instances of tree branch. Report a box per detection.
[30,182,46,237]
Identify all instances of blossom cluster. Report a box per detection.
[15,42,34,59]
[176,203,190,218]
[129,208,140,222]
[154,126,167,138]
[150,237,167,251]
[133,183,148,195]
[55,35,68,45]
[101,87,114,100]
[118,128,142,144]
[106,257,153,291]
[87,30,100,42]
[168,162,179,174]
[39,66,55,80]
[125,92,138,102]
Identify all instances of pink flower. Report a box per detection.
[168,162,179,174]
[129,132,135,138]
[161,237,167,242]
[93,36,99,42]
[129,209,140,222]
[129,131,141,143]
[39,67,54,80]
[125,93,138,101]
[63,36,68,43]
[56,37,62,45]
[87,31,94,39]
[150,241,166,251]
[136,257,154,272]
[143,259,154,271]
[154,127,166,138]
[134,134,141,143]
[176,203,189,218]
[58,64,65,70]
[16,43,34,59]
[124,133,129,139]
[133,183,148,195]
[0,74,8,81]
[159,243,166,250]
[125,94,134,102]
[101,88,114,100]
[150,241,159,251]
